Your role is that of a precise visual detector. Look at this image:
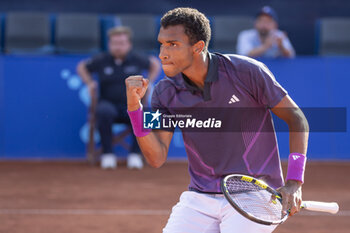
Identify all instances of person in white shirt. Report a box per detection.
[237,6,295,58]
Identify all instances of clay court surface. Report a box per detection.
[0,160,349,233]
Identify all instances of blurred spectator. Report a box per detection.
[77,26,160,169]
[237,6,295,58]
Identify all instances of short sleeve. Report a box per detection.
[85,54,105,73]
[231,56,288,108]
[250,62,288,108]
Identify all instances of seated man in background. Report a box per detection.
[77,26,160,169]
[237,6,295,58]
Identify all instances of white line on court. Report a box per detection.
[0,209,170,216]
[0,209,349,216]
[299,210,350,216]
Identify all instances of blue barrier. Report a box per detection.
[262,57,349,160]
[0,55,349,160]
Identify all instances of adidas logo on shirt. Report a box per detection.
[228,94,240,104]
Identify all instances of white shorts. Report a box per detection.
[163,191,278,233]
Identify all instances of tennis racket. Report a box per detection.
[221,174,339,225]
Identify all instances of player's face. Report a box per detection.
[108,34,132,59]
[255,15,277,37]
[158,25,194,77]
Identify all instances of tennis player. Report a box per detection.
[125,8,309,233]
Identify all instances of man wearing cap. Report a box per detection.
[237,6,295,58]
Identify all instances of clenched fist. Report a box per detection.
[125,75,149,111]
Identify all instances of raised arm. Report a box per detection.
[125,75,173,168]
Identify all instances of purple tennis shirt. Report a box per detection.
[151,52,287,193]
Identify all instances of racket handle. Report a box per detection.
[302,201,339,214]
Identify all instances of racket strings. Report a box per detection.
[226,178,283,222]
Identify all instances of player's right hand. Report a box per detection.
[125,75,149,111]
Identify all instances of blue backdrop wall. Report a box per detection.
[0,55,349,160]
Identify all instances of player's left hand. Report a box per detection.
[276,180,303,217]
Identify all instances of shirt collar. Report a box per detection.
[182,52,219,90]
[205,52,219,83]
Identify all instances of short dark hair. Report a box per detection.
[161,7,211,51]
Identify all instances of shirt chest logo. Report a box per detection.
[228,94,240,104]
[104,66,114,76]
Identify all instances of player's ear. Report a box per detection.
[193,40,205,54]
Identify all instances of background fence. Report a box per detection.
[0,55,348,159]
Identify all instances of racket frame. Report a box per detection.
[221,174,288,225]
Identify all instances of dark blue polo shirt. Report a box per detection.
[151,52,287,193]
[86,51,150,105]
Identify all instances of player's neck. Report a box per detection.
[182,52,209,89]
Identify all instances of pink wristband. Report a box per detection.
[127,107,151,137]
[286,153,307,183]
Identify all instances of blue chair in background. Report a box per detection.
[212,16,253,53]
[100,14,119,51]
[5,12,53,54]
[55,13,101,54]
[317,18,350,55]
[116,14,158,53]
[86,87,132,165]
